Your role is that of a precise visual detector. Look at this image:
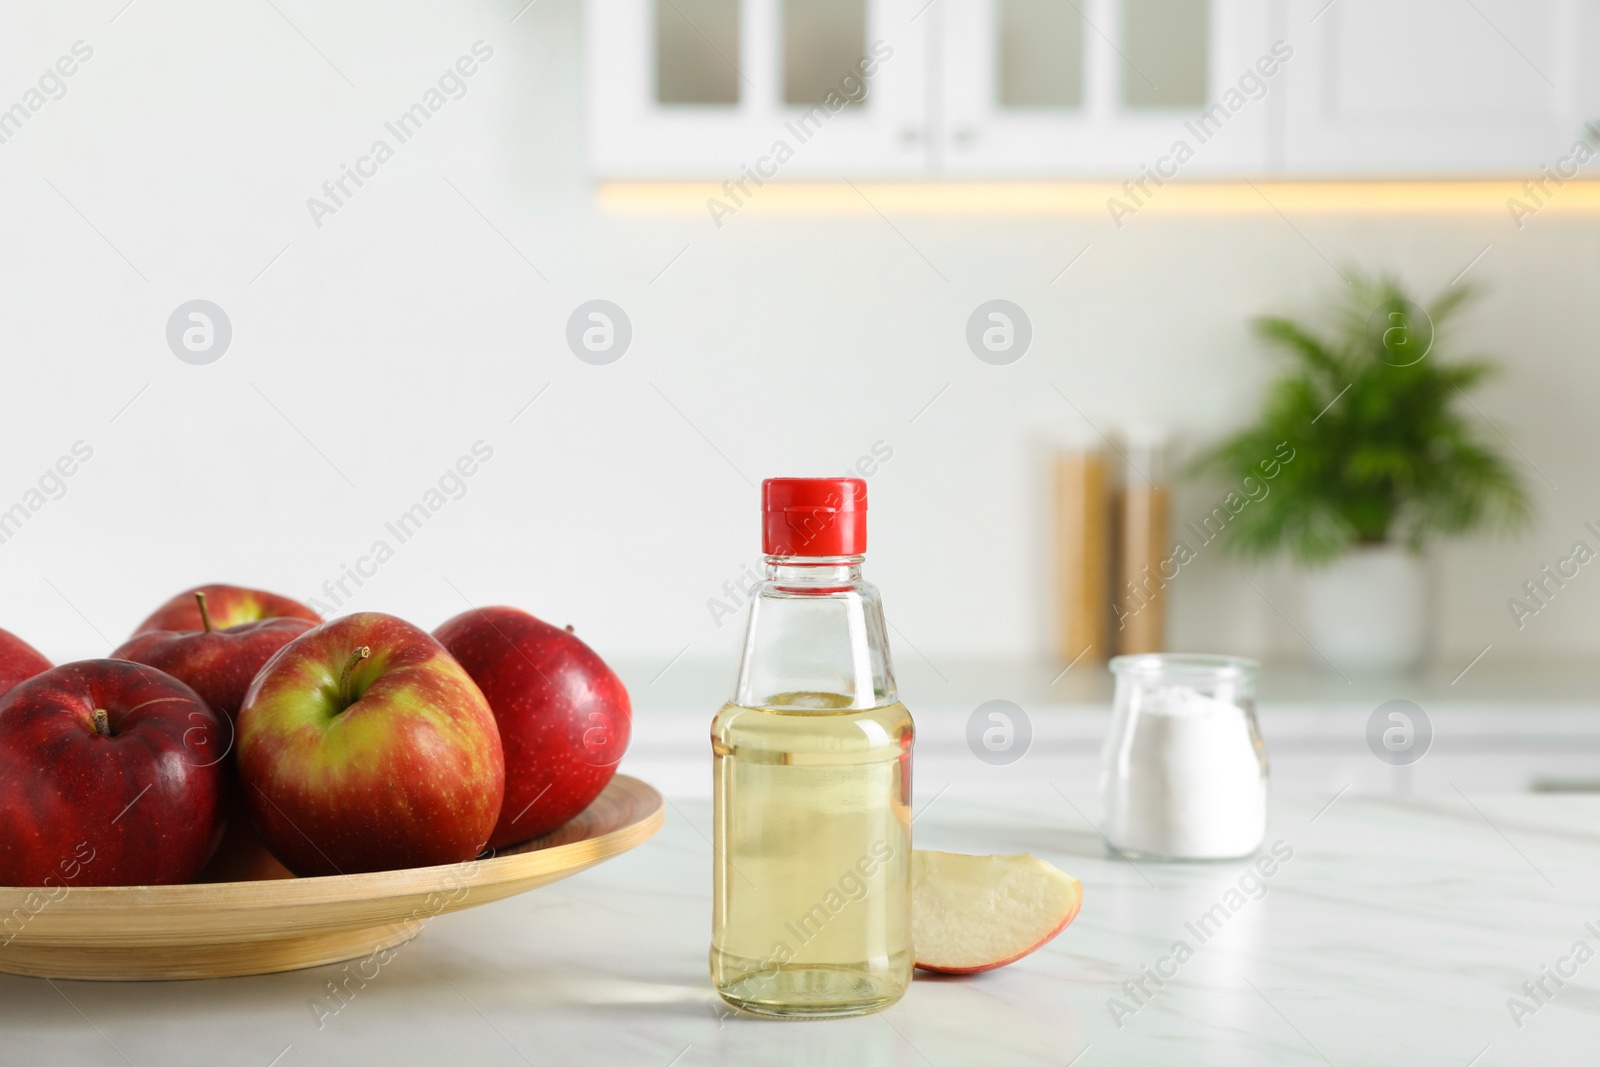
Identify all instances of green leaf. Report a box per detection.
[1189,271,1534,564]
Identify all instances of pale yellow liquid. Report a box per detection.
[710,693,913,1018]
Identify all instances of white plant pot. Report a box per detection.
[1302,545,1430,674]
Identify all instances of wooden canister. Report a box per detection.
[1115,482,1170,653]
[1055,449,1111,664]
[1113,430,1170,654]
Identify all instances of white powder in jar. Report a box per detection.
[1102,685,1267,859]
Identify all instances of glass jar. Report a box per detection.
[710,477,914,1018]
[1101,654,1266,860]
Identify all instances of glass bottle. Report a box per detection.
[710,477,914,1018]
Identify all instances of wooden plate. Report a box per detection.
[0,774,664,981]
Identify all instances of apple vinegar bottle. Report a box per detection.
[710,477,914,1017]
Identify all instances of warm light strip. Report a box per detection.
[597,180,1600,216]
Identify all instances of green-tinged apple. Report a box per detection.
[912,850,1082,974]
[0,660,227,886]
[237,612,504,876]
[434,606,631,848]
[131,583,320,637]
[0,627,52,697]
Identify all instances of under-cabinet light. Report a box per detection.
[596,180,1600,217]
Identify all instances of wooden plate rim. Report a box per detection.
[0,774,664,911]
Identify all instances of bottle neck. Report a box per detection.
[765,554,864,591]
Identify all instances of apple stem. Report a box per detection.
[339,646,371,708]
[195,591,214,634]
[92,708,111,737]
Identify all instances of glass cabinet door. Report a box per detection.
[654,0,743,106]
[938,0,1274,176]
[588,0,930,179]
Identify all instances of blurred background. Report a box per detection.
[3,0,1596,796]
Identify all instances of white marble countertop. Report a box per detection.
[620,660,1600,799]
[5,792,1597,1066]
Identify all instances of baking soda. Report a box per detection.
[1102,685,1267,859]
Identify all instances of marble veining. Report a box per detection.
[2,793,1597,1066]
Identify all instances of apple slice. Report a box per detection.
[912,850,1083,974]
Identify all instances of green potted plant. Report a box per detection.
[1194,273,1532,673]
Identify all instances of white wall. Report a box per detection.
[0,1,1593,680]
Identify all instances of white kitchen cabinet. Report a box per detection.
[1279,0,1595,175]
[585,0,930,179]
[586,0,1600,179]
[937,0,1278,177]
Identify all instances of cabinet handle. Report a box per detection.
[952,127,977,148]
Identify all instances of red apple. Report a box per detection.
[112,592,315,726]
[0,627,51,697]
[434,606,631,848]
[237,612,504,876]
[131,583,319,637]
[112,593,312,886]
[912,850,1083,974]
[0,660,227,886]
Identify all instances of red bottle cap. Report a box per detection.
[762,478,868,557]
